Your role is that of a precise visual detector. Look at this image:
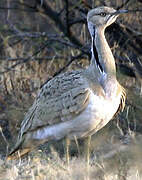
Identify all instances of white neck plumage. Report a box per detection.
[88,22,118,97]
[88,21,116,77]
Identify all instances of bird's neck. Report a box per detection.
[90,26,118,98]
[93,27,116,77]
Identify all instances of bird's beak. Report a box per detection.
[114,8,142,16]
[113,9,128,16]
[113,8,142,16]
[117,9,129,14]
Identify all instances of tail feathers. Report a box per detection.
[7,134,41,160]
[7,148,31,160]
[7,139,31,160]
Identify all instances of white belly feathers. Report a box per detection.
[86,90,120,121]
[31,89,121,141]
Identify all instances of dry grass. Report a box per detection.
[0,130,142,180]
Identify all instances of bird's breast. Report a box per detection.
[77,90,121,131]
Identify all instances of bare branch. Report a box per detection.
[69,17,86,27]
[52,53,86,77]
[0,56,65,62]
[117,0,131,10]
[35,0,82,46]
[0,40,49,74]
[41,52,86,87]
[0,6,36,12]
[1,24,89,55]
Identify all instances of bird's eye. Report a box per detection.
[100,12,107,17]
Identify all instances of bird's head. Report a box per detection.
[87,6,128,35]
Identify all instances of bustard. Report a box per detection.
[7,6,126,162]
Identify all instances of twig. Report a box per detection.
[0,6,37,12]
[35,0,82,46]
[0,56,65,62]
[7,32,64,40]
[53,53,86,77]
[69,17,86,27]
[41,52,86,87]
[0,40,49,74]
[0,126,9,154]
[64,0,70,36]
[117,0,130,10]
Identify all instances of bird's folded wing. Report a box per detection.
[20,71,91,135]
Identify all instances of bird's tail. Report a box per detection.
[7,148,31,160]
[6,136,31,160]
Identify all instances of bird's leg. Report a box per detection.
[74,136,80,156]
[84,135,91,166]
[65,137,70,165]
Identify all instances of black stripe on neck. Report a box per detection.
[92,35,103,73]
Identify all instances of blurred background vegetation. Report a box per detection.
[0,0,142,179]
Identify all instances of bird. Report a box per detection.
[7,6,126,163]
